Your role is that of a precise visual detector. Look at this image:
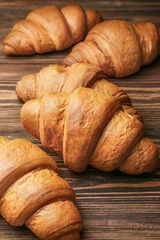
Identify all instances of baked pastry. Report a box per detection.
[21,88,159,175]
[16,63,141,121]
[0,136,82,240]
[3,5,102,55]
[63,20,160,77]
[16,63,129,103]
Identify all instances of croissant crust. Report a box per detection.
[3,5,102,55]
[63,20,160,77]
[0,136,82,240]
[16,63,142,122]
[21,88,159,175]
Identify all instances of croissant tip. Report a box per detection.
[16,74,36,102]
[3,31,36,55]
[15,81,23,101]
[3,43,18,55]
[21,100,40,139]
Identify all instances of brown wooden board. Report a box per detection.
[0,0,160,239]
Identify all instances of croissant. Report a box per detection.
[16,63,141,121]
[21,87,159,175]
[0,136,82,240]
[63,20,160,77]
[3,5,102,55]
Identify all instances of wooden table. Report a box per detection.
[0,0,160,239]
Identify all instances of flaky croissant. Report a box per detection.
[0,136,82,240]
[3,5,102,55]
[63,20,160,77]
[21,87,159,175]
[16,63,141,121]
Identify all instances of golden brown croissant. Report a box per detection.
[21,88,159,175]
[63,20,160,77]
[16,63,141,121]
[16,63,128,103]
[3,5,102,55]
[0,136,82,240]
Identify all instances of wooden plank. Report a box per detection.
[0,0,160,239]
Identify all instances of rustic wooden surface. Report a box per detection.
[0,0,160,239]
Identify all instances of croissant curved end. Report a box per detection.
[21,99,40,139]
[16,74,36,102]
[3,43,18,55]
[16,81,24,101]
[3,32,35,55]
[85,9,102,32]
[0,136,10,149]
[119,137,160,175]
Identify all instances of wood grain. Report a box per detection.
[0,0,160,239]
